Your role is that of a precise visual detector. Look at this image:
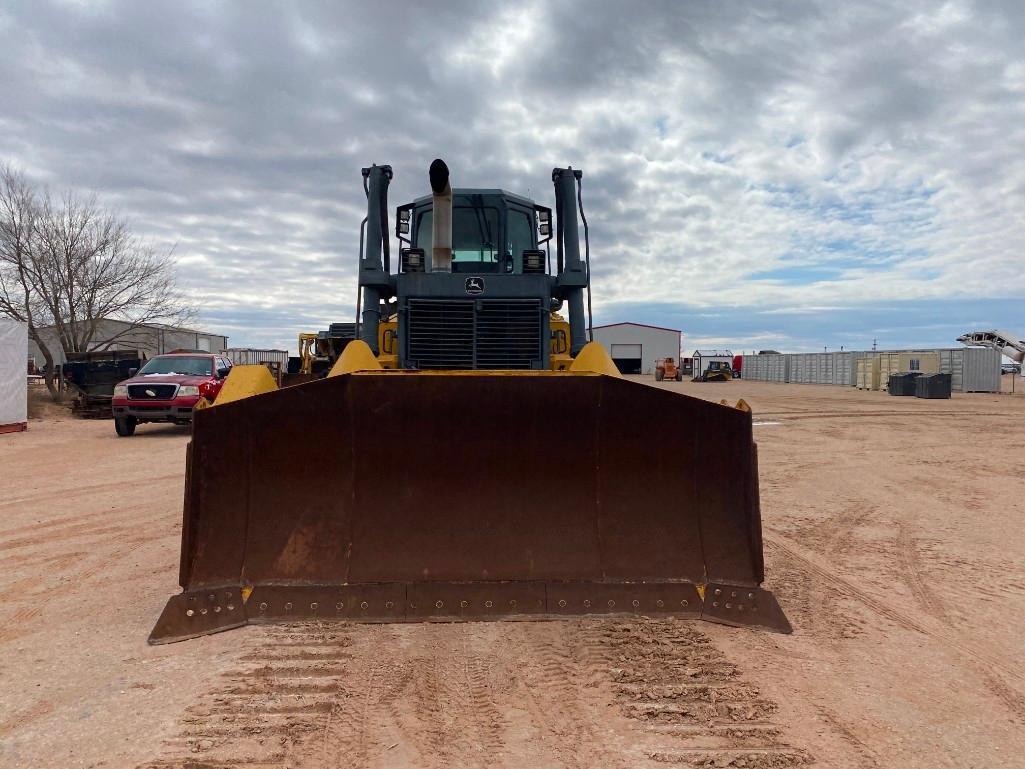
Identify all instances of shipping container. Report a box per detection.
[222,348,290,368]
[938,347,1000,392]
[740,354,788,383]
[878,352,940,390]
[849,352,872,386]
[786,351,856,385]
[856,356,880,390]
[738,347,999,392]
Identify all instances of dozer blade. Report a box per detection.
[149,371,790,643]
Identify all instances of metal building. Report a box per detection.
[592,322,681,375]
[692,350,734,378]
[27,318,229,369]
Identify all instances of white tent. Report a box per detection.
[0,319,28,433]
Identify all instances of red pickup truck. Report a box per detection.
[111,353,232,436]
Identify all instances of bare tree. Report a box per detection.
[0,164,197,400]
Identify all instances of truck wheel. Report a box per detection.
[114,416,137,437]
[655,370,664,381]
[675,371,682,381]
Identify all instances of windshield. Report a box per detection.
[137,356,213,376]
[417,205,499,263]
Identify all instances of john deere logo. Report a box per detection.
[465,277,485,295]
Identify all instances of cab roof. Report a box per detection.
[411,188,536,207]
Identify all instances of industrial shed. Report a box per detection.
[27,319,228,369]
[0,319,28,433]
[692,350,734,378]
[591,322,681,375]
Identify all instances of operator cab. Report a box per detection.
[398,190,549,275]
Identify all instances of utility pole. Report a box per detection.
[872,338,877,351]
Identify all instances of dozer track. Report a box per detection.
[149,369,790,644]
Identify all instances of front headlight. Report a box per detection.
[113,384,128,397]
[178,385,199,396]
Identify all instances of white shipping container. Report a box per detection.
[0,319,28,432]
[786,351,853,385]
[738,347,998,392]
[741,354,788,382]
[222,348,290,368]
[939,347,1000,392]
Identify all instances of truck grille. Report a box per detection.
[406,299,542,370]
[127,383,178,400]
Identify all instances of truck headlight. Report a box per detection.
[113,384,128,397]
[178,385,200,396]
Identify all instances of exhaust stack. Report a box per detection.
[430,159,453,272]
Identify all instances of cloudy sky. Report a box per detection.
[2,0,1022,354]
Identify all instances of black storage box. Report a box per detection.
[888,372,922,396]
[915,373,952,399]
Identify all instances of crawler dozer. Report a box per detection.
[149,160,790,644]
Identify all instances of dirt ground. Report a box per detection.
[1,378,1024,769]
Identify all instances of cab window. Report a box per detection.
[506,210,535,259]
[416,206,500,264]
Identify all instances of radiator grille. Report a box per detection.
[407,300,475,369]
[127,383,178,400]
[406,299,542,369]
[475,301,542,369]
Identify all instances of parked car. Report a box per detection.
[111,353,232,436]
[1001,363,1021,375]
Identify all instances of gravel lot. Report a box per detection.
[1,379,1023,768]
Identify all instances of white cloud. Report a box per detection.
[1,0,1022,352]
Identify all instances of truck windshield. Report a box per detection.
[137,356,213,376]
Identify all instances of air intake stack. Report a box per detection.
[430,159,453,272]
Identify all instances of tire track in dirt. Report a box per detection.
[510,621,631,769]
[600,619,812,767]
[0,522,135,553]
[0,473,182,514]
[312,657,414,769]
[0,605,43,643]
[755,409,1006,422]
[979,670,1025,723]
[139,624,356,769]
[406,650,467,768]
[896,525,948,621]
[378,626,511,769]
[813,705,883,768]
[140,618,820,769]
[767,534,937,636]
[0,698,54,738]
[459,630,509,764]
[767,532,1025,693]
[0,533,173,645]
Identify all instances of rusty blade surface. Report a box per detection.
[151,372,789,643]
